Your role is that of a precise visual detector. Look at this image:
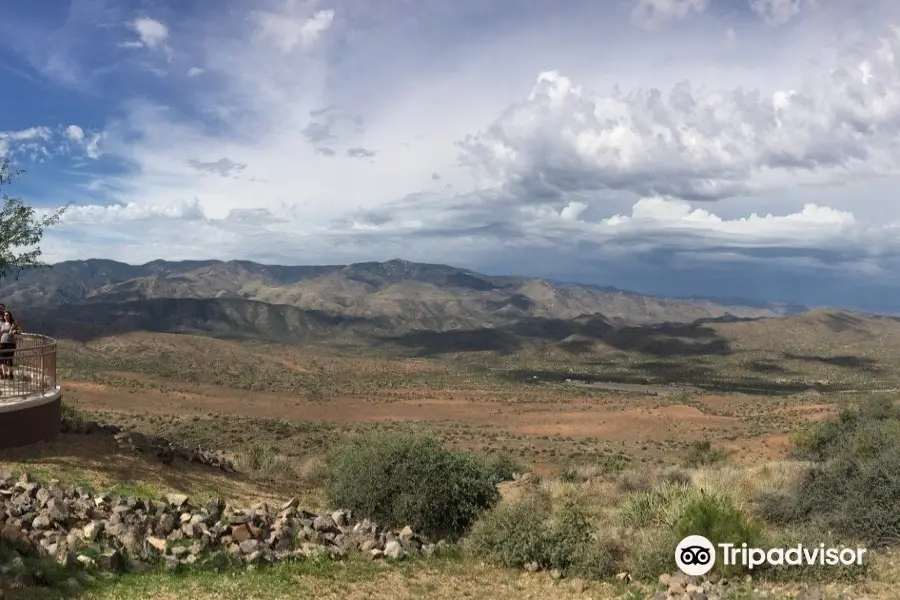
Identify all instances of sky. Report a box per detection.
[3,0,900,311]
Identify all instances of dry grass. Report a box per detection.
[0,434,310,508]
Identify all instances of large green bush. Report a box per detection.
[764,396,900,547]
[323,432,500,540]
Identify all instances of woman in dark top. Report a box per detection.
[0,311,21,380]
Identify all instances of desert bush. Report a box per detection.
[324,431,500,540]
[657,466,692,486]
[234,444,294,479]
[791,395,900,461]
[558,465,581,483]
[543,498,593,571]
[682,440,729,468]
[481,451,524,484]
[620,484,761,579]
[626,529,676,582]
[619,482,704,528]
[762,445,900,547]
[616,470,652,493]
[466,491,551,569]
[596,453,631,475]
[767,397,900,547]
[672,492,762,556]
[466,492,624,578]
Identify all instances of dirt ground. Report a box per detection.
[61,376,834,467]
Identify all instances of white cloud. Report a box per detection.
[252,6,335,53]
[0,125,100,161]
[459,23,900,204]
[11,0,900,308]
[131,18,169,49]
[65,125,84,142]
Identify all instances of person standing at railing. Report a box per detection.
[0,311,21,380]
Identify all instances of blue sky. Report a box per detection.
[4,0,900,311]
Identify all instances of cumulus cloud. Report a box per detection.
[130,18,169,50]
[459,25,900,205]
[13,0,900,310]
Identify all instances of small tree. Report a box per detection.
[0,157,68,279]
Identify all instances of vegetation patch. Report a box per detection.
[323,431,501,540]
[761,397,900,548]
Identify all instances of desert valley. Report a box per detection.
[0,258,897,599]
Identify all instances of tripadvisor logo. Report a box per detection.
[675,535,867,576]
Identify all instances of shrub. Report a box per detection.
[620,484,761,579]
[234,444,294,479]
[543,498,593,572]
[466,492,551,569]
[596,453,631,475]
[616,470,652,493]
[770,397,900,547]
[482,452,525,485]
[671,492,763,559]
[324,432,500,540]
[791,396,900,461]
[682,440,729,468]
[619,482,700,528]
[467,493,624,578]
[627,529,677,582]
[558,465,581,483]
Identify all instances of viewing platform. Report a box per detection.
[0,333,62,450]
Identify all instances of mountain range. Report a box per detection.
[0,258,808,344]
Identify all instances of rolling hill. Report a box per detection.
[0,258,803,341]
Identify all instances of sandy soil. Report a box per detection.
[62,378,831,464]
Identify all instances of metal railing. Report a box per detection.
[0,333,58,402]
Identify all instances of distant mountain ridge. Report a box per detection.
[0,258,805,339]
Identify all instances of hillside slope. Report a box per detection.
[0,258,802,331]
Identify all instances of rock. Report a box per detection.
[146,536,167,553]
[524,561,540,573]
[97,550,125,572]
[82,520,102,541]
[550,568,562,580]
[570,578,587,593]
[166,494,189,508]
[312,515,336,532]
[231,524,253,543]
[383,540,404,560]
[32,514,51,529]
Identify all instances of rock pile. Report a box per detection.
[0,472,438,579]
[59,416,235,472]
[656,572,723,600]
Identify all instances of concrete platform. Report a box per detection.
[0,383,63,450]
